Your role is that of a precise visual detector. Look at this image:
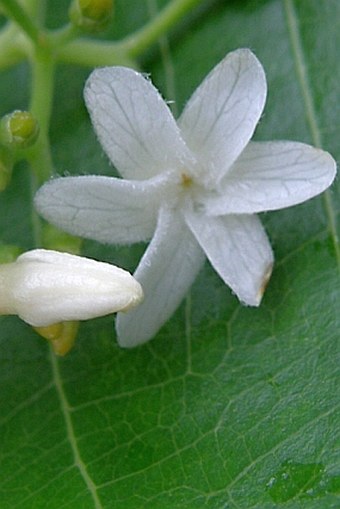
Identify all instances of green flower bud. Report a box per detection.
[69,0,113,32]
[0,147,13,191]
[0,110,39,149]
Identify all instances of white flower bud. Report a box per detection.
[0,249,143,327]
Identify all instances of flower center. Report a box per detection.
[180,173,193,188]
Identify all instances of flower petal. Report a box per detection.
[203,141,337,215]
[35,174,169,244]
[116,206,205,347]
[85,67,193,180]
[185,209,273,306]
[178,49,267,184]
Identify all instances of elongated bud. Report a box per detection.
[69,0,113,32]
[0,147,13,191]
[0,110,39,149]
[0,249,143,327]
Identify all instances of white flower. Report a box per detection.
[35,49,336,348]
[0,249,143,326]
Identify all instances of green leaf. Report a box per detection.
[0,0,339,507]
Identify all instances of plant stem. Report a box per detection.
[27,43,55,183]
[147,0,178,114]
[57,0,204,67]
[123,0,204,58]
[22,0,45,25]
[0,0,40,44]
[50,23,81,48]
[30,172,43,246]
[56,38,136,68]
[30,48,54,133]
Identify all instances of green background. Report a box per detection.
[0,0,339,507]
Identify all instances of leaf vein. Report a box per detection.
[50,349,103,509]
[284,0,340,266]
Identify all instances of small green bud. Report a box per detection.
[0,110,39,149]
[69,0,113,32]
[0,148,13,191]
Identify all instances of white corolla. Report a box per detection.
[35,49,336,347]
[0,249,143,326]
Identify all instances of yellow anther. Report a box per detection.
[181,173,193,187]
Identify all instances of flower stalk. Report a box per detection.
[55,0,204,66]
[0,0,40,44]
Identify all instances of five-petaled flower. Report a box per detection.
[35,49,336,348]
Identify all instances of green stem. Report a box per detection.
[123,0,204,58]
[23,0,45,24]
[26,45,55,183]
[56,38,135,68]
[26,131,54,184]
[30,172,43,246]
[0,0,40,44]
[50,23,82,48]
[30,49,54,133]
[27,48,54,246]
[147,0,178,114]
[57,0,204,67]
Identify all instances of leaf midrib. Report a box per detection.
[50,349,103,509]
[283,0,340,267]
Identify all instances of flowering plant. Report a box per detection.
[0,2,339,507]
[36,49,336,347]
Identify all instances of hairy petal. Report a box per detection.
[185,209,273,306]
[178,49,267,185]
[85,67,193,180]
[204,141,337,215]
[116,206,205,348]
[35,174,170,244]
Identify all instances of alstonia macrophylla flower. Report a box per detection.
[0,249,143,326]
[35,49,336,348]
